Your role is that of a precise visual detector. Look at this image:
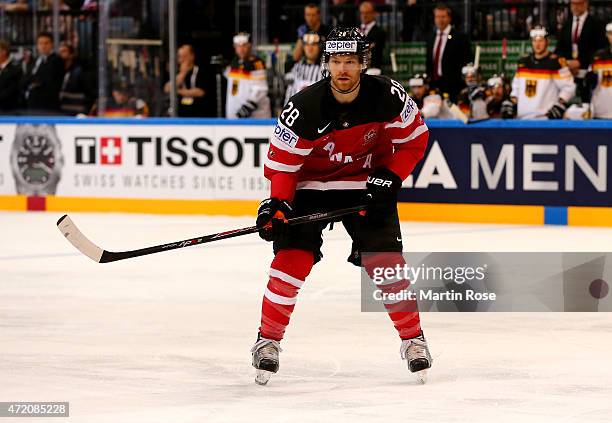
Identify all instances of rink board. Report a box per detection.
[0,117,611,226]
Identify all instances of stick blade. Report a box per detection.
[57,215,104,263]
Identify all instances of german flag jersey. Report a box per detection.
[264,75,429,201]
[511,53,575,119]
[224,55,271,118]
[591,49,612,119]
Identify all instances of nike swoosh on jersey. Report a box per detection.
[317,122,332,133]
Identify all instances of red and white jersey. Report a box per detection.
[224,55,271,118]
[264,75,429,201]
[511,53,575,119]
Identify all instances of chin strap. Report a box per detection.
[330,80,361,95]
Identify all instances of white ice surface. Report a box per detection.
[1,212,612,423]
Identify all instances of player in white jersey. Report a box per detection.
[284,32,324,104]
[504,27,576,120]
[588,23,612,119]
[224,32,271,119]
[456,63,489,120]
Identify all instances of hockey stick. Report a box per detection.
[57,205,366,264]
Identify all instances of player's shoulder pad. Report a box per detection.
[228,56,240,68]
[366,75,418,123]
[276,79,328,142]
[517,54,530,65]
[241,56,265,71]
[592,48,609,61]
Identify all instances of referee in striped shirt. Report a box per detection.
[284,32,324,104]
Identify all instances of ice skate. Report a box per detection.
[400,332,432,384]
[251,335,282,385]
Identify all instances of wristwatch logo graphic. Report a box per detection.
[10,124,64,195]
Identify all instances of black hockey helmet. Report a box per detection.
[322,27,371,74]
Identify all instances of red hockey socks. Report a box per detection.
[259,249,314,341]
[362,252,422,339]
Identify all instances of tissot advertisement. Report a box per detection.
[0,122,610,206]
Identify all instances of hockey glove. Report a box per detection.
[256,198,294,242]
[546,101,567,120]
[500,99,516,119]
[236,100,258,118]
[468,85,486,101]
[364,168,402,223]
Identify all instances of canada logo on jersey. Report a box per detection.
[602,70,612,88]
[525,80,537,98]
[363,129,377,145]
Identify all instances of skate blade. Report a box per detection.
[415,369,428,384]
[255,369,273,385]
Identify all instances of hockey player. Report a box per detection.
[284,32,324,104]
[251,27,432,385]
[224,32,271,119]
[89,79,149,118]
[456,63,488,120]
[588,23,612,119]
[408,73,456,119]
[503,27,576,120]
[408,73,427,109]
[485,74,509,119]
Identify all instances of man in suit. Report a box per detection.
[292,4,331,63]
[0,40,23,113]
[359,1,386,75]
[426,3,472,102]
[554,0,607,100]
[22,32,64,113]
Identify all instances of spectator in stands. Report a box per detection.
[554,0,607,102]
[90,79,149,118]
[0,0,30,12]
[0,40,23,113]
[22,32,64,114]
[225,32,271,119]
[292,3,331,62]
[165,44,208,117]
[58,42,91,115]
[284,32,323,104]
[330,0,358,28]
[425,3,471,102]
[359,1,386,75]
